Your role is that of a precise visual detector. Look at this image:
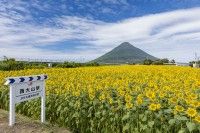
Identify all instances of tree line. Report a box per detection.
[0,57,99,71]
[142,58,175,65]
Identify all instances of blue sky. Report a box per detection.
[0,0,200,62]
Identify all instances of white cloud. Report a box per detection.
[87,8,200,46]
[0,1,199,62]
[85,7,200,62]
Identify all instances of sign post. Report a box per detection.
[41,81,45,123]
[5,74,48,126]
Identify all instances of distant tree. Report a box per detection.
[3,57,15,63]
[0,57,100,71]
[143,58,171,65]
[152,60,163,65]
[170,59,175,63]
[0,57,25,71]
[85,62,100,66]
[3,56,8,61]
[143,59,153,65]
[128,62,135,65]
[161,58,169,63]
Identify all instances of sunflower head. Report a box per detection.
[194,115,200,123]
[126,102,133,109]
[146,91,156,100]
[149,103,161,111]
[186,108,197,117]
[175,105,184,112]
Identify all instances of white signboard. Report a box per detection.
[12,80,43,103]
[5,74,48,126]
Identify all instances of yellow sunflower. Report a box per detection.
[186,108,197,117]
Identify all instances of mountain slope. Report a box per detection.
[92,42,158,64]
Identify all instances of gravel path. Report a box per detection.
[0,109,70,133]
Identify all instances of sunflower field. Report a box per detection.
[0,65,200,132]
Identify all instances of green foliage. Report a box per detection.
[0,59,47,71]
[186,122,196,132]
[55,62,81,68]
[0,57,100,71]
[143,59,153,65]
[161,58,169,63]
[152,60,164,65]
[85,62,100,66]
[1,88,200,133]
[54,62,99,68]
[143,58,171,65]
[170,59,176,64]
[0,58,25,71]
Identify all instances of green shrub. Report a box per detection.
[143,59,153,65]
[0,58,25,71]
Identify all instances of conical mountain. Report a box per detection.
[92,42,158,64]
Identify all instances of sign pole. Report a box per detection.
[5,74,48,126]
[41,81,45,123]
[9,85,15,126]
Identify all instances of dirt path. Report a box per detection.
[0,109,70,133]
